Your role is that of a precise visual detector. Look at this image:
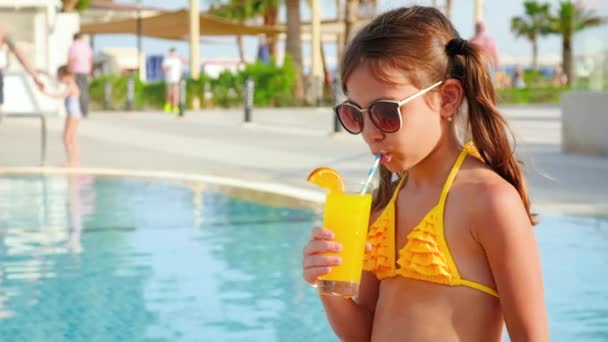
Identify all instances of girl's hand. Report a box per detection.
[34,77,45,91]
[302,227,343,285]
[302,227,373,285]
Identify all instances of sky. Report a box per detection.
[94,0,606,69]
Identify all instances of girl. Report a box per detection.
[43,65,81,167]
[302,6,548,341]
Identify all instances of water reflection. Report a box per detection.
[197,196,329,340]
[1,175,604,341]
[0,174,325,341]
[187,181,206,230]
[536,215,608,342]
[66,174,90,253]
[0,175,158,340]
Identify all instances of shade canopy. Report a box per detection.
[80,9,284,39]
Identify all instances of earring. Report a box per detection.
[447,116,453,122]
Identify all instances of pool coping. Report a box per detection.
[0,166,606,218]
[0,166,325,209]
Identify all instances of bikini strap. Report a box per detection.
[457,279,499,297]
[438,147,469,206]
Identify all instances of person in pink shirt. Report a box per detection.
[469,21,499,78]
[68,32,93,118]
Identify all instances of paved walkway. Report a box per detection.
[1,106,607,215]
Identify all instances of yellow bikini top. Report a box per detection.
[363,144,499,298]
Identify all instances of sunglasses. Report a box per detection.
[334,81,444,134]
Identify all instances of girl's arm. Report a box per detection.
[320,271,379,341]
[317,208,383,341]
[41,85,72,99]
[4,33,44,89]
[42,90,68,99]
[473,183,549,342]
[303,228,379,341]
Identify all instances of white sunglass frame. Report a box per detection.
[335,80,444,134]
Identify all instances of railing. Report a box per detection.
[0,112,47,166]
[1,71,55,166]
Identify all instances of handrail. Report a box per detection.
[1,71,56,166]
[1,112,47,166]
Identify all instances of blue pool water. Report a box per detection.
[0,175,606,341]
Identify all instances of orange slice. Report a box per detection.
[307,167,345,193]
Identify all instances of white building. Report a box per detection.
[561,1,608,156]
[0,0,81,75]
[0,0,78,114]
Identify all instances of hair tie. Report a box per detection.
[446,38,467,56]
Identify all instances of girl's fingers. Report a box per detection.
[303,266,332,285]
[310,226,335,240]
[365,242,373,253]
[300,226,346,284]
[302,254,342,269]
[302,240,342,256]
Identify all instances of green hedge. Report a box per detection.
[496,87,568,104]
[89,56,296,110]
[89,74,145,110]
[201,55,296,107]
[574,77,608,91]
[90,58,573,109]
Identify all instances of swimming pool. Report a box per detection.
[0,174,606,341]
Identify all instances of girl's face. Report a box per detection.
[344,63,448,173]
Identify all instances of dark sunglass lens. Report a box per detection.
[370,102,401,133]
[336,105,363,133]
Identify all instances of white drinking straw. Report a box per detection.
[361,154,382,194]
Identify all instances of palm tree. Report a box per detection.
[445,0,453,19]
[546,1,606,86]
[211,0,304,102]
[208,2,252,64]
[511,1,551,70]
[61,0,91,12]
[210,0,280,59]
[285,0,304,103]
[61,0,79,11]
[262,1,280,58]
[344,0,359,43]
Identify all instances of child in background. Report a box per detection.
[513,65,527,89]
[42,65,81,167]
[301,6,549,341]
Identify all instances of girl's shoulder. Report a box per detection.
[456,157,531,232]
[458,156,517,196]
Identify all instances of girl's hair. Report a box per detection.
[57,65,72,78]
[341,6,535,225]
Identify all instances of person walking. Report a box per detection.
[470,21,500,79]
[68,32,93,118]
[162,48,182,114]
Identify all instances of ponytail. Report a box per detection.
[371,165,402,212]
[448,38,536,225]
[341,7,535,224]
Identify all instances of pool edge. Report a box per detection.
[0,166,606,217]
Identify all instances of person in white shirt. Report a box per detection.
[162,48,182,113]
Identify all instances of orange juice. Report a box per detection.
[317,191,372,297]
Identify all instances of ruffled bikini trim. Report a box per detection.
[363,212,394,279]
[396,210,454,282]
